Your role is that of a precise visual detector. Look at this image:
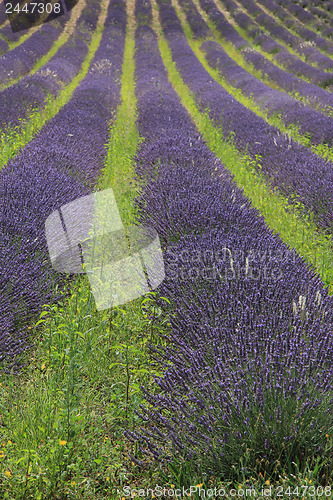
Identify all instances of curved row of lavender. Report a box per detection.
[0,0,100,132]
[177,0,333,144]
[0,6,71,85]
[159,0,333,233]
[232,0,333,70]
[178,0,211,38]
[124,4,333,476]
[0,0,126,370]
[217,0,333,88]
[256,0,333,53]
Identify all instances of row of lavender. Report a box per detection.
[158,0,333,235]
[178,0,333,146]
[216,0,333,88]
[125,0,333,475]
[0,0,99,132]
[0,0,126,370]
[192,0,333,113]
[275,0,333,35]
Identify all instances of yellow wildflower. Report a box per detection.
[41,364,46,371]
[59,440,67,446]
[7,441,12,446]
[4,470,11,478]
[265,480,270,486]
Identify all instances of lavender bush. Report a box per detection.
[124,9,333,481]
[0,0,126,370]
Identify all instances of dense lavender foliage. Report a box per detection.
[273,50,333,87]
[178,0,212,39]
[201,40,333,144]
[124,7,333,474]
[0,0,99,131]
[198,0,250,49]
[135,0,153,25]
[279,0,331,21]
[275,0,333,38]
[159,0,333,232]
[0,0,126,370]
[0,13,70,85]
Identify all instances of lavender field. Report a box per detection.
[0,0,333,497]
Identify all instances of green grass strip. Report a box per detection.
[151,0,333,294]
[0,2,107,171]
